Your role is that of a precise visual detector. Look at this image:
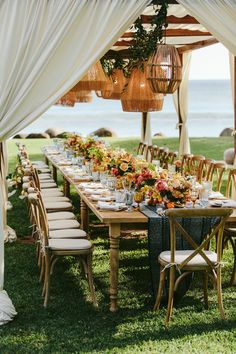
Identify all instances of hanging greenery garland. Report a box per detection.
[101,0,168,76]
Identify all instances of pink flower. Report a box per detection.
[111,168,119,176]
[155,179,168,192]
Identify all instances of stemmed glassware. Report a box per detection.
[190,188,199,207]
[133,190,144,210]
[122,178,134,212]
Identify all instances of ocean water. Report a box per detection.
[22,80,234,138]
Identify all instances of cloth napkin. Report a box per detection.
[97,201,126,211]
[91,195,115,202]
[80,182,103,189]
[84,188,107,195]
[209,191,224,199]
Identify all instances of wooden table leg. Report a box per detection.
[64,178,70,197]
[52,165,57,183]
[80,199,89,233]
[109,223,121,312]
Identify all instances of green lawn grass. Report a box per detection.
[1,137,235,354]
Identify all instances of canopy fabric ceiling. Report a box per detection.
[110,4,215,53]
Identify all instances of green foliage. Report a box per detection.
[101,0,169,76]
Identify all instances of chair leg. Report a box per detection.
[203,271,209,309]
[216,267,226,320]
[43,253,51,308]
[165,267,175,325]
[153,266,166,311]
[229,237,236,286]
[39,254,45,283]
[85,253,97,307]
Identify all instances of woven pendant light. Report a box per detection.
[95,76,113,99]
[76,90,93,103]
[121,65,163,112]
[72,61,107,91]
[146,44,182,94]
[109,69,126,99]
[56,92,76,107]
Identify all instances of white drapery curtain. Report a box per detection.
[141,112,152,145]
[0,0,149,325]
[173,51,192,156]
[177,0,236,56]
[229,52,236,169]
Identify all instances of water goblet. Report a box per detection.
[190,189,199,207]
[125,189,134,212]
[133,190,144,210]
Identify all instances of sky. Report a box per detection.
[189,43,230,80]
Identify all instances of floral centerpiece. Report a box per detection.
[142,170,191,208]
[109,150,136,177]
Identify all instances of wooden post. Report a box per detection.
[142,112,148,142]
[178,53,183,141]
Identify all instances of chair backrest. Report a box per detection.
[209,162,227,192]
[202,158,215,181]
[181,154,193,175]
[188,155,205,182]
[163,151,178,169]
[225,168,236,200]
[165,208,232,269]
[137,142,147,155]
[27,192,49,246]
[145,145,153,162]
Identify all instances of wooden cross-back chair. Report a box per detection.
[202,159,215,181]
[187,155,205,182]
[153,208,232,325]
[162,151,178,169]
[181,154,193,175]
[137,142,147,156]
[208,162,227,192]
[27,193,97,308]
[224,168,236,286]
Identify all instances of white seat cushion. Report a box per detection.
[49,229,87,239]
[40,182,57,189]
[48,219,80,230]
[159,250,217,267]
[41,189,63,196]
[45,202,72,210]
[38,174,52,180]
[42,196,70,202]
[49,238,91,250]
[40,179,55,184]
[37,168,51,174]
[47,212,75,221]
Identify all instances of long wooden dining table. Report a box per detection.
[44,151,236,312]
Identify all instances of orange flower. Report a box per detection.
[120,163,129,172]
[166,202,175,209]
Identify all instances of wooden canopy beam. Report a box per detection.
[177,38,218,54]
[121,29,211,39]
[140,15,199,24]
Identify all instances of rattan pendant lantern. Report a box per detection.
[56,92,77,107]
[121,65,164,112]
[72,61,107,91]
[146,44,182,94]
[109,69,127,99]
[95,76,113,99]
[76,90,93,103]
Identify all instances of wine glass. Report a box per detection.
[122,177,134,212]
[190,189,199,207]
[133,190,144,210]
